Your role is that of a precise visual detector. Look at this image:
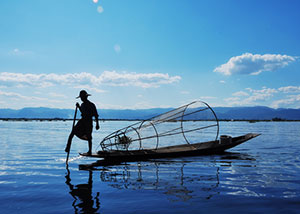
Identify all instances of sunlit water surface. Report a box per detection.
[0,121,300,213]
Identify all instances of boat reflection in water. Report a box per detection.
[66,152,255,211]
[65,167,100,213]
[98,160,221,201]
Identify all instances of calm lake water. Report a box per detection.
[0,120,300,213]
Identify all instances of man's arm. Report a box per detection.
[93,103,100,130]
[95,116,100,130]
[76,102,81,112]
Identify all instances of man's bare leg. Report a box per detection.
[88,139,92,155]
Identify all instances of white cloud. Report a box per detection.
[219,80,226,84]
[224,85,300,108]
[0,90,47,101]
[242,87,277,105]
[0,89,71,108]
[224,97,240,102]
[214,53,296,75]
[246,87,277,99]
[224,87,278,106]
[132,101,156,109]
[0,71,181,89]
[0,90,26,99]
[48,92,67,98]
[223,97,241,106]
[0,71,181,109]
[97,71,181,88]
[232,91,249,97]
[96,101,159,110]
[271,95,300,108]
[278,86,300,93]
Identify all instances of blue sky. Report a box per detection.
[0,0,300,109]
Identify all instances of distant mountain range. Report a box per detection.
[1,106,300,120]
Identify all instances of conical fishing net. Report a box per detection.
[100,101,219,151]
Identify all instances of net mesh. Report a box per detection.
[100,101,219,151]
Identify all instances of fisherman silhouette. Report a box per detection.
[65,90,100,155]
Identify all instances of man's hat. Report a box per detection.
[76,90,91,98]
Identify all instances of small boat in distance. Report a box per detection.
[80,101,260,162]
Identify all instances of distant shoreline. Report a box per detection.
[1,118,299,122]
[0,118,139,122]
[1,106,300,120]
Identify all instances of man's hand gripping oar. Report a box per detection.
[65,105,78,164]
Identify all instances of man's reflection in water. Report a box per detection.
[65,167,100,213]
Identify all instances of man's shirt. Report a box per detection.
[80,100,99,120]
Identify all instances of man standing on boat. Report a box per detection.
[65,90,100,155]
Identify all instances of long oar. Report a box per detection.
[66,106,78,164]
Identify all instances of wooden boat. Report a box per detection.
[80,133,260,162]
[79,101,260,165]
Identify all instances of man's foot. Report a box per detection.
[87,151,92,155]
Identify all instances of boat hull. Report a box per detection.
[80,133,260,162]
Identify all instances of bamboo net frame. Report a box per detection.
[99,101,219,151]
